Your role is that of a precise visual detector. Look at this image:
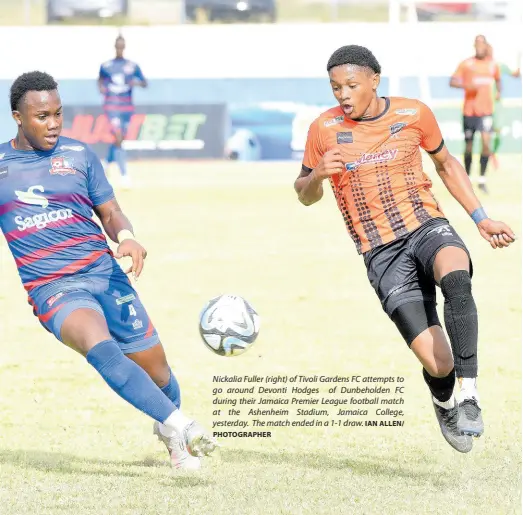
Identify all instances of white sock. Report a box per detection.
[459,377,480,405]
[162,409,194,435]
[158,422,177,438]
[433,395,456,410]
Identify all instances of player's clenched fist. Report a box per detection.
[477,219,517,249]
[313,148,345,179]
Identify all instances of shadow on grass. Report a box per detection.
[1,447,454,487]
[0,449,212,486]
[219,448,452,487]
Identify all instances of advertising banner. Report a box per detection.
[62,104,229,159]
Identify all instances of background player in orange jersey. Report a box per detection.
[294,45,516,454]
[450,35,501,193]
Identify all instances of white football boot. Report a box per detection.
[153,421,201,471]
[182,420,219,457]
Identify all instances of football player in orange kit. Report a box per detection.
[450,35,501,193]
[295,45,516,453]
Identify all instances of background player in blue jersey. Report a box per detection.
[0,71,216,471]
[98,35,147,189]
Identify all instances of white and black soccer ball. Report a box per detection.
[199,294,260,357]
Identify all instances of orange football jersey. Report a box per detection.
[302,97,445,254]
[452,57,500,117]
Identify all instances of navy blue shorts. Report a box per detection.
[106,111,133,138]
[28,254,159,354]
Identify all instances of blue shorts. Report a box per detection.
[105,111,133,138]
[28,254,159,354]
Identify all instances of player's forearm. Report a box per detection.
[449,78,464,89]
[294,172,324,206]
[101,207,135,243]
[436,155,482,215]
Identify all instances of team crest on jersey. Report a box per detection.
[324,115,344,127]
[50,156,75,176]
[390,122,407,137]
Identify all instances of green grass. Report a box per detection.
[0,155,521,514]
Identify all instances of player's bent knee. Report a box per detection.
[433,246,470,283]
[60,308,112,356]
[390,301,441,346]
[440,270,472,300]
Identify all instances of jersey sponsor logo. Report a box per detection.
[0,166,8,179]
[395,108,417,116]
[345,149,398,172]
[472,76,495,86]
[60,145,84,152]
[15,208,74,231]
[50,156,75,176]
[15,185,49,208]
[107,73,131,95]
[390,122,407,137]
[324,115,344,128]
[14,185,74,231]
[132,319,144,330]
[336,131,353,144]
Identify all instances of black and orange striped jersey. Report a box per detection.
[302,97,445,254]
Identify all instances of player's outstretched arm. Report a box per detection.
[294,149,344,206]
[429,146,516,249]
[94,199,148,278]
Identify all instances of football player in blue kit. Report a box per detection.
[0,71,217,471]
[98,35,147,189]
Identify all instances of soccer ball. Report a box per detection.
[199,294,260,357]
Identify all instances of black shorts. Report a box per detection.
[363,218,472,317]
[463,115,494,141]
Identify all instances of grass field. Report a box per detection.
[0,155,521,514]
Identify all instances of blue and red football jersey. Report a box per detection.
[99,58,145,114]
[0,137,114,292]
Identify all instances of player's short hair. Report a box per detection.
[10,71,58,111]
[327,45,381,74]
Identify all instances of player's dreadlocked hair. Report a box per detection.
[10,71,58,111]
[327,45,381,74]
